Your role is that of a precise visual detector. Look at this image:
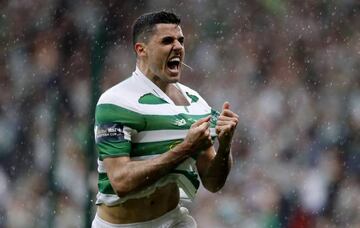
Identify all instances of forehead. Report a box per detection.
[152,23,183,38]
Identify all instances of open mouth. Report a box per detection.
[167,57,181,74]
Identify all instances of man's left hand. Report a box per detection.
[215,102,239,147]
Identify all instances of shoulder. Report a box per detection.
[97,76,146,111]
[95,76,147,129]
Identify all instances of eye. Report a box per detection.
[178,37,184,45]
[162,37,174,45]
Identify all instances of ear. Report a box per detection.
[134,43,146,57]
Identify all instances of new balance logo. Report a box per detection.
[173,118,186,126]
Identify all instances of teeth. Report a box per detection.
[169,57,180,62]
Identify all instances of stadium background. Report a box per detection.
[0,0,359,227]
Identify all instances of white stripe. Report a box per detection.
[211,128,216,137]
[175,158,197,200]
[139,103,210,115]
[132,129,187,143]
[97,69,214,116]
[131,154,160,160]
[123,126,133,140]
[96,192,121,206]
[97,159,106,173]
[98,99,211,115]
[177,175,197,200]
[132,128,217,143]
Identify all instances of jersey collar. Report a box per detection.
[133,66,186,105]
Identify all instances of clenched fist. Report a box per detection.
[216,102,239,147]
[183,116,213,154]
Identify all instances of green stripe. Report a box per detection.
[132,139,182,157]
[144,113,216,131]
[96,104,216,131]
[98,173,116,194]
[186,92,199,103]
[132,139,204,159]
[172,170,200,189]
[138,93,168,104]
[97,140,131,160]
[96,104,146,131]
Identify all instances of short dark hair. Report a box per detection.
[132,11,181,46]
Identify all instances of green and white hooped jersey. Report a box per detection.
[94,67,219,206]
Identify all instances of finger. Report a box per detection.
[217,116,238,122]
[216,118,238,126]
[199,121,210,131]
[216,123,237,133]
[222,101,230,111]
[215,125,221,134]
[204,128,210,137]
[220,109,239,118]
[192,116,211,127]
[216,121,237,127]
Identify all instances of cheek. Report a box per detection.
[152,51,167,66]
[147,45,170,67]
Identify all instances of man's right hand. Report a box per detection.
[183,116,213,154]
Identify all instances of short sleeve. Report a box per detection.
[94,103,145,160]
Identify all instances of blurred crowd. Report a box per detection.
[0,0,359,227]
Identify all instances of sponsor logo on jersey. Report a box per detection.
[95,123,125,143]
[173,118,187,126]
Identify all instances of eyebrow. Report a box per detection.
[161,35,185,43]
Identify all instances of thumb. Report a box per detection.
[222,101,230,111]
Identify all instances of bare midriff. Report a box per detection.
[97,183,180,224]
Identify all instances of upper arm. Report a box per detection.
[95,103,145,160]
[103,156,130,181]
[102,156,134,196]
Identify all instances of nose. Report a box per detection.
[173,40,183,51]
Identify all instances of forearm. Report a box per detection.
[200,101,237,192]
[201,143,233,192]
[110,141,192,197]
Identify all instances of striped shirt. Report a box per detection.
[94,67,219,206]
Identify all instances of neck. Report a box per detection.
[136,61,171,93]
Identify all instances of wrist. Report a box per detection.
[218,141,231,154]
[172,141,192,157]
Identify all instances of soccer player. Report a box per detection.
[92,10,239,228]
